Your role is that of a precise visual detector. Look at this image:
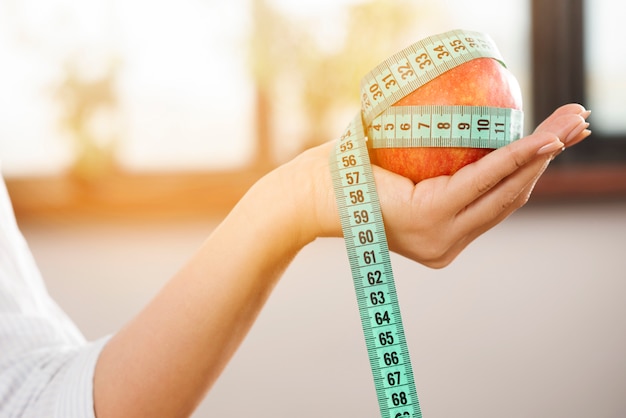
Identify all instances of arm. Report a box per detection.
[93,104,590,417]
[93,164,310,417]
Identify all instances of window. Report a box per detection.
[1,0,532,178]
[0,0,254,176]
[2,0,623,218]
[532,0,626,165]
[584,0,626,135]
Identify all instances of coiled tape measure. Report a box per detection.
[329,29,523,417]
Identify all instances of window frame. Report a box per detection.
[531,0,626,166]
[8,0,626,222]
[528,0,626,200]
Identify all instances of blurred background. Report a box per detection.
[1,0,625,416]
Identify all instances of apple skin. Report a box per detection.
[369,57,523,183]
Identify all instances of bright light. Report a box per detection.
[0,0,534,176]
[585,0,626,134]
[0,0,255,175]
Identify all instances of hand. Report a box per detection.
[374,103,591,267]
[298,103,591,268]
[92,103,590,418]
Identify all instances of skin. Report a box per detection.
[93,103,591,417]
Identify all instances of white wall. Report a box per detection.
[19,200,626,418]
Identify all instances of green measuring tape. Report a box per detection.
[330,29,524,418]
[368,105,523,149]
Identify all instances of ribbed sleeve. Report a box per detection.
[1,175,110,417]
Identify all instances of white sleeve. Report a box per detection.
[0,333,110,418]
[0,175,110,418]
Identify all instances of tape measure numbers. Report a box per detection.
[332,117,420,417]
[359,29,506,126]
[368,105,524,149]
[330,30,524,418]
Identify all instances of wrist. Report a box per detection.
[268,141,342,248]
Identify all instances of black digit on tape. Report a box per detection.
[330,29,523,418]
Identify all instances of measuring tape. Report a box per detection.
[368,105,523,149]
[330,29,524,418]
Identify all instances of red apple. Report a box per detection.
[369,57,523,183]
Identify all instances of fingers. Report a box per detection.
[432,151,551,267]
[444,132,561,215]
[535,104,591,149]
[447,105,592,252]
[534,103,588,133]
[338,104,592,269]
[453,152,551,244]
[444,105,590,214]
[439,187,532,267]
[542,113,590,148]
[563,124,592,148]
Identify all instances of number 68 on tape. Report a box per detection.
[331,116,421,418]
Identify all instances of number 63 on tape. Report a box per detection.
[330,29,523,418]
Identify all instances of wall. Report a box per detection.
[19,200,626,418]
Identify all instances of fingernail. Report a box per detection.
[564,122,590,144]
[580,110,592,119]
[537,139,565,155]
[563,129,593,149]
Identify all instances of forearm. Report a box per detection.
[90,105,590,417]
[93,159,316,418]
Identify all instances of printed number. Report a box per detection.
[415,53,432,70]
[367,270,383,285]
[384,351,399,365]
[392,392,408,406]
[345,171,360,185]
[395,413,411,418]
[387,371,401,386]
[363,250,377,264]
[433,44,450,59]
[437,122,451,130]
[369,83,384,100]
[342,155,357,167]
[340,140,353,152]
[477,119,490,131]
[465,36,488,49]
[382,74,397,89]
[397,62,414,80]
[362,93,372,109]
[353,210,369,224]
[358,229,374,244]
[449,39,466,52]
[476,119,505,133]
[370,291,386,305]
[400,123,411,131]
[349,190,365,204]
[375,310,391,325]
[458,122,471,130]
[379,331,394,346]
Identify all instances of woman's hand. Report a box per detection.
[299,103,591,268]
[378,103,590,267]
[93,103,590,418]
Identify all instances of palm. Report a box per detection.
[374,104,590,268]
